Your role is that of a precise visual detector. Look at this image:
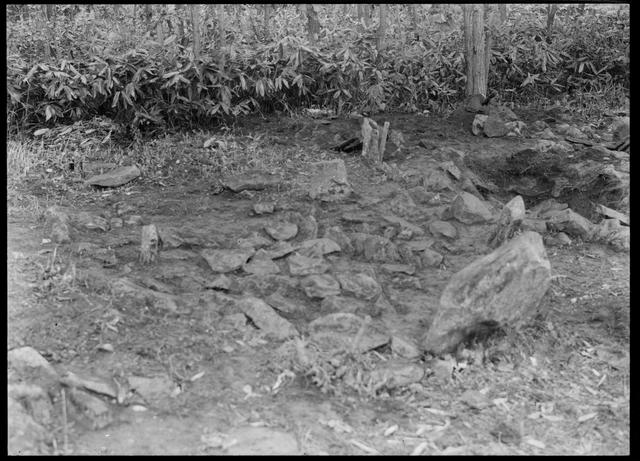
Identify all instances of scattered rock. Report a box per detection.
[287,252,330,276]
[264,221,298,241]
[85,165,141,187]
[336,272,382,300]
[308,313,389,353]
[594,204,628,226]
[205,274,234,291]
[423,169,455,192]
[594,218,630,252]
[111,277,180,312]
[422,232,551,355]
[201,247,256,273]
[257,241,297,260]
[610,116,630,141]
[236,296,298,340]
[75,211,110,232]
[300,274,341,299]
[45,206,72,243]
[447,192,494,224]
[8,347,59,380]
[308,159,352,202]
[530,120,548,132]
[124,215,144,226]
[471,114,488,136]
[429,220,458,239]
[8,395,49,455]
[242,274,299,297]
[521,218,547,234]
[222,170,283,192]
[380,264,416,275]
[483,115,510,138]
[283,211,318,242]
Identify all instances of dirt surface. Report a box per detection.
[7,110,629,455]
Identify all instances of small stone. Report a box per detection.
[448,192,494,224]
[243,257,281,275]
[201,248,255,273]
[125,215,144,226]
[421,248,444,267]
[296,238,341,258]
[429,220,457,239]
[236,296,298,340]
[253,202,275,215]
[391,336,421,359]
[85,165,141,187]
[237,232,273,249]
[264,293,307,315]
[320,295,368,314]
[336,272,382,300]
[109,217,123,228]
[264,222,298,241]
[287,252,329,276]
[300,274,341,299]
[544,232,572,247]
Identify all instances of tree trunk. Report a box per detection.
[483,5,504,90]
[463,4,487,97]
[175,4,187,46]
[305,4,320,42]
[546,4,558,35]
[40,5,54,61]
[499,4,507,23]
[376,3,387,52]
[144,4,152,33]
[263,4,273,39]
[189,4,201,60]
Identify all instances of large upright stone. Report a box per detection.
[487,195,526,248]
[422,231,551,355]
[308,159,352,202]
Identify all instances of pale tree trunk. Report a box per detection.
[358,4,371,28]
[463,4,487,97]
[484,5,504,89]
[499,4,507,23]
[189,4,201,60]
[41,5,55,61]
[144,4,152,33]
[304,4,321,42]
[376,3,387,52]
[175,4,187,46]
[263,4,273,39]
[546,4,558,35]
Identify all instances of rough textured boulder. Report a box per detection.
[422,231,551,355]
[236,296,297,340]
[488,195,526,248]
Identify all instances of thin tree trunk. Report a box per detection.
[144,4,152,33]
[263,4,273,40]
[305,4,320,42]
[546,4,558,35]
[189,4,201,60]
[463,4,487,97]
[376,4,387,52]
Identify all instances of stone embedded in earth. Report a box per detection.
[300,274,341,299]
[323,226,354,254]
[264,221,298,241]
[111,277,180,312]
[350,232,401,263]
[282,211,318,242]
[243,274,299,297]
[296,238,341,258]
[226,427,300,456]
[320,295,368,314]
[45,206,72,243]
[389,190,420,218]
[369,359,425,389]
[610,116,630,141]
[336,272,382,301]
[257,241,296,260]
[544,232,572,247]
[594,218,630,252]
[8,395,49,455]
[382,215,424,239]
[421,231,551,355]
[390,336,422,359]
[8,347,59,380]
[242,256,280,275]
[380,264,416,275]
[487,195,526,248]
[595,204,629,226]
[287,252,329,276]
[205,274,234,291]
[308,313,390,353]
[85,165,141,187]
[236,232,273,250]
[472,114,488,136]
[530,198,569,218]
[222,170,283,192]
[423,169,455,192]
[531,120,548,132]
[488,105,519,122]
[127,375,174,403]
[483,116,510,138]
[264,292,307,315]
[236,296,297,340]
[252,202,275,215]
[308,159,352,202]
[421,248,444,267]
[429,220,458,239]
[201,247,255,273]
[448,191,494,224]
[543,208,594,239]
[75,211,110,232]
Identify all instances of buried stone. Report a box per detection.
[421,231,551,355]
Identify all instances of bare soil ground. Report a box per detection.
[7,110,629,455]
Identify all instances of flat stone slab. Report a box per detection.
[236,296,298,340]
[201,248,255,273]
[85,165,141,187]
[222,170,283,192]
